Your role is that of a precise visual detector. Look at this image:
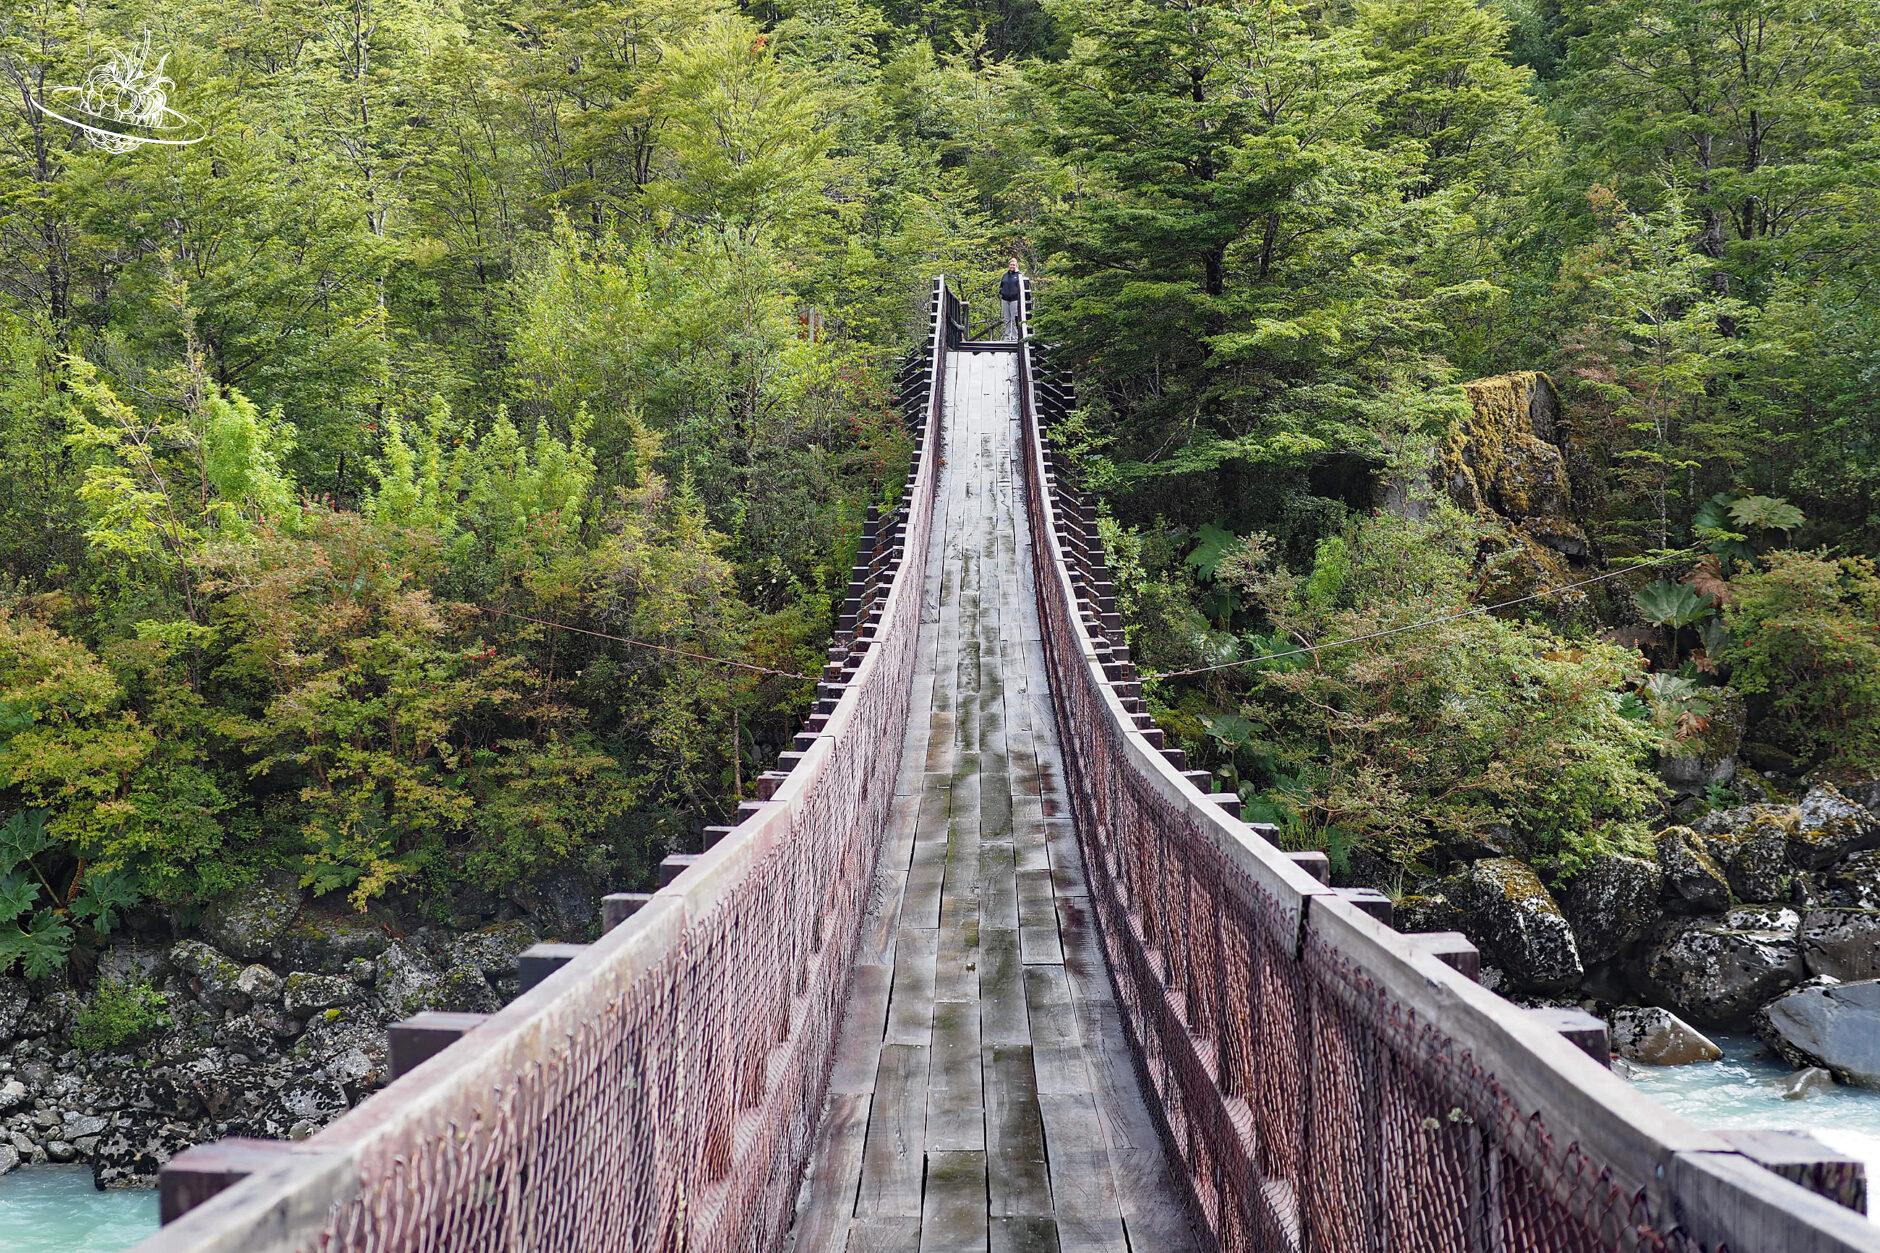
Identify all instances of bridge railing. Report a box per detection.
[141,277,966,1253]
[1013,277,1879,1253]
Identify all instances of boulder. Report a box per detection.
[199,871,302,963]
[0,1079,26,1114]
[1656,827,1731,913]
[281,972,360,1018]
[1819,850,1880,910]
[1394,893,1463,935]
[373,942,448,1018]
[235,965,283,1005]
[1758,980,1880,1088]
[1787,786,1880,868]
[1562,853,1664,964]
[1634,917,1806,1025]
[279,914,391,974]
[1780,1067,1836,1100]
[451,921,540,978]
[94,940,170,988]
[0,1143,16,1175]
[62,1112,107,1140]
[1698,818,1791,902]
[1448,858,1583,991]
[1798,909,1880,982]
[513,857,607,941]
[1608,1006,1722,1065]
[1723,905,1799,936]
[1660,687,1746,796]
[294,1016,389,1098]
[168,941,250,1011]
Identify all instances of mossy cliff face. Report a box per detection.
[1438,372,1596,606]
[1445,372,1571,523]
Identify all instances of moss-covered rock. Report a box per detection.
[1787,785,1880,869]
[1656,826,1731,913]
[281,972,360,1018]
[1562,852,1664,965]
[1820,850,1880,910]
[1449,858,1583,991]
[279,914,392,974]
[168,941,250,1011]
[1661,686,1746,795]
[1694,813,1791,901]
[1426,372,1606,628]
[1633,917,1806,1026]
[199,872,303,964]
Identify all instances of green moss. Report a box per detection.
[72,979,170,1053]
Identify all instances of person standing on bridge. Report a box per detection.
[1000,258,1023,340]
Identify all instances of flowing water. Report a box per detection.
[0,1165,156,1251]
[1625,1032,1880,1219]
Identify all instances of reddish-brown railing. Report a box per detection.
[1012,277,1879,1253]
[140,278,966,1253]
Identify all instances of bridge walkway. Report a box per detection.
[787,346,1200,1253]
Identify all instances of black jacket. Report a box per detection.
[1000,271,1022,301]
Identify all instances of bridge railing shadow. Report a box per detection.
[1012,276,1879,1253]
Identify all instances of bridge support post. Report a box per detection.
[602,891,656,931]
[517,942,589,994]
[158,1139,334,1225]
[388,1011,489,1079]
[1526,1006,1609,1067]
[1408,931,1482,982]
[1717,1130,1868,1214]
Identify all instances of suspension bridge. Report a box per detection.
[140,280,1880,1253]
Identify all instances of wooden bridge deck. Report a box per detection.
[788,348,1200,1253]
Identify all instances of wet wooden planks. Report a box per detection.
[786,348,1200,1252]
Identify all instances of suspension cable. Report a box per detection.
[477,606,820,682]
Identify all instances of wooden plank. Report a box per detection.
[919,1150,989,1253]
[990,1217,1061,1253]
[1038,1092,1126,1237]
[1024,965,1087,1096]
[858,1044,930,1217]
[792,1093,869,1250]
[885,927,939,1045]
[928,999,985,1151]
[830,963,893,1094]
[980,928,1029,1045]
[985,1045,1052,1218]
[844,1217,922,1253]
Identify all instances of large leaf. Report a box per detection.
[1184,522,1237,581]
[0,910,72,979]
[0,811,50,872]
[71,870,140,935]
[1635,580,1714,629]
[1730,495,1804,533]
[0,873,38,925]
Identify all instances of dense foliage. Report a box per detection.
[1,0,1876,968]
[0,0,1012,971]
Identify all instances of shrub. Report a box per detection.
[1721,550,1880,771]
[72,978,170,1053]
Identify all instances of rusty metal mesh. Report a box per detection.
[1013,317,1726,1253]
[258,284,960,1253]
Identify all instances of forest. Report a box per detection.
[0,0,1876,990]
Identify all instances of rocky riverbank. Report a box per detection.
[1401,779,1880,1084]
[0,875,543,1189]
